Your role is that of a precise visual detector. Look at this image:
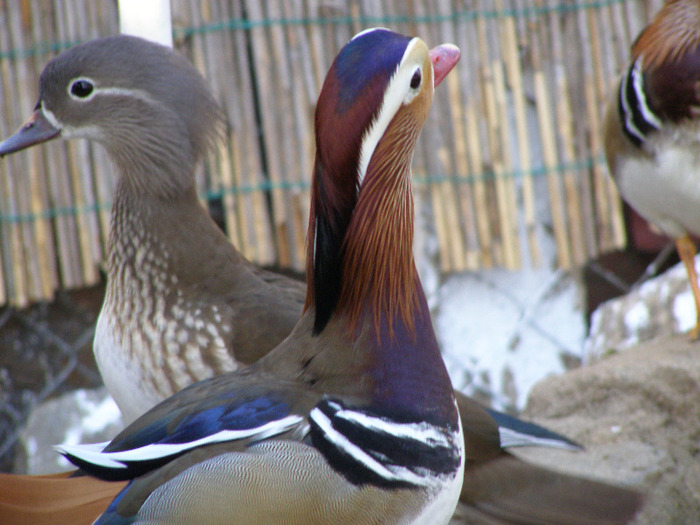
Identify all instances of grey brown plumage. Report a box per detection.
[0,35,305,421]
[458,453,643,525]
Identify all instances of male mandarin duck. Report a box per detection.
[0,33,579,448]
[0,30,643,525]
[603,0,700,339]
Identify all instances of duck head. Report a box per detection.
[0,35,223,197]
[306,28,460,335]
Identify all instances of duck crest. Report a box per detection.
[632,0,700,68]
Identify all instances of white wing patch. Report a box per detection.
[57,414,304,470]
[310,406,435,487]
[333,401,452,448]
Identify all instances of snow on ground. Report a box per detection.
[434,265,586,411]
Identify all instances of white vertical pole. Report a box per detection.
[118,0,173,48]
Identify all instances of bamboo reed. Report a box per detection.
[499,0,538,267]
[0,0,658,306]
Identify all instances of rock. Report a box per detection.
[13,387,123,475]
[585,258,697,360]
[522,334,700,524]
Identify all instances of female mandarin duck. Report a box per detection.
[0,34,305,422]
[603,0,700,339]
[4,28,466,524]
[0,30,643,525]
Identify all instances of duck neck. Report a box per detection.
[307,109,420,336]
[105,163,240,290]
[363,282,457,424]
[108,139,197,201]
[632,0,700,69]
[338,162,417,337]
[307,111,456,423]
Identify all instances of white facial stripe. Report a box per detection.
[356,37,424,191]
[91,86,156,103]
[40,105,62,130]
[67,76,155,105]
[399,38,420,67]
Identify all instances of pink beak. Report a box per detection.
[430,44,461,87]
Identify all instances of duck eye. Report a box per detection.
[70,80,94,98]
[410,69,421,89]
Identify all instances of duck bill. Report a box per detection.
[430,44,461,88]
[0,110,61,157]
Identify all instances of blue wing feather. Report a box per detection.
[157,395,293,445]
[60,379,314,482]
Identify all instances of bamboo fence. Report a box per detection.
[0,0,664,307]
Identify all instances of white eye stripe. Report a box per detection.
[67,77,95,100]
[356,37,424,191]
[402,67,422,105]
[399,38,420,67]
[67,77,155,105]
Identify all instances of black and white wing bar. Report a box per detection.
[619,57,662,148]
[309,399,462,489]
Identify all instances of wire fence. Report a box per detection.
[0,0,664,307]
[0,288,103,472]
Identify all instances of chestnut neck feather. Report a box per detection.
[305,61,390,334]
[306,108,419,337]
[632,0,700,68]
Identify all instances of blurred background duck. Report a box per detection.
[604,0,700,340]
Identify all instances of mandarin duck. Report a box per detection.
[0,33,580,451]
[0,34,306,423]
[603,0,700,339]
[0,31,641,523]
